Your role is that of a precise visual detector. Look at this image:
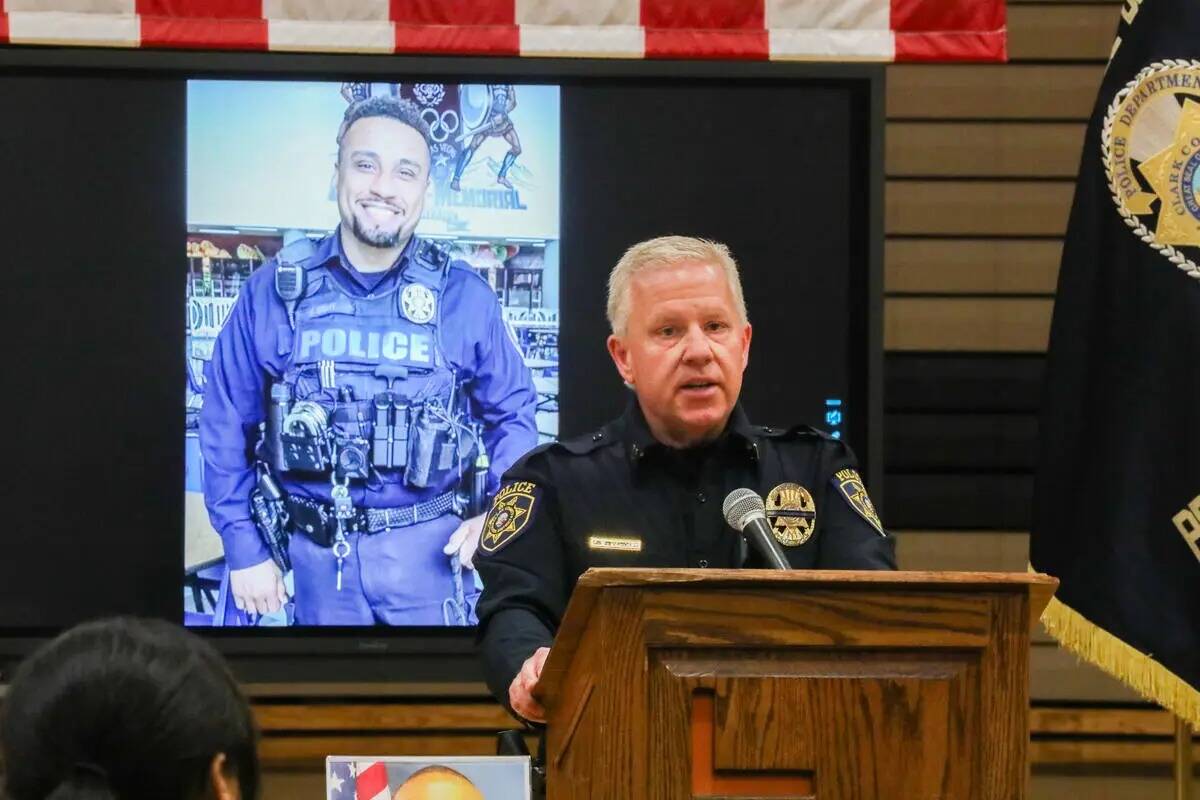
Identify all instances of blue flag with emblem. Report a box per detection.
[1031,0,1200,726]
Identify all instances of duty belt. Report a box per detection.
[286,491,458,548]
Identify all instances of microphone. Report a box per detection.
[722,489,791,570]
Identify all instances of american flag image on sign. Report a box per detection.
[327,760,391,800]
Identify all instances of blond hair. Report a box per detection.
[605,236,748,336]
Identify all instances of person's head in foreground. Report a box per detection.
[606,235,752,449]
[392,765,484,800]
[1,617,259,800]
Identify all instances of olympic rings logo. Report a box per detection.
[421,107,460,143]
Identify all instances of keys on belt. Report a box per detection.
[285,491,458,548]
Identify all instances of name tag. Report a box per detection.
[588,535,642,553]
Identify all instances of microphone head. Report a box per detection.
[722,488,766,530]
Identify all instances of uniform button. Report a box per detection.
[367,292,375,299]
[696,491,707,504]
[592,431,604,442]
[698,559,709,568]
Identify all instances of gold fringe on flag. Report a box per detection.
[1040,594,1200,729]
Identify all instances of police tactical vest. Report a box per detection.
[266,236,467,490]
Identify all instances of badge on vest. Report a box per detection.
[480,481,540,555]
[587,535,643,553]
[401,283,437,324]
[834,468,885,536]
[766,483,817,546]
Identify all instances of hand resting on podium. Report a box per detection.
[509,646,550,723]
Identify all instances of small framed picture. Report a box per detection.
[326,755,531,799]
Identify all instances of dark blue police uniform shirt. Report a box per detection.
[475,400,896,711]
[199,228,538,570]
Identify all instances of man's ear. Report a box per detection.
[607,334,635,386]
[209,753,240,800]
[740,322,753,372]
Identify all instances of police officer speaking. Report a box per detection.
[199,96,538,625]
[475,236,896,721]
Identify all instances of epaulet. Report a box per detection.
[511,426,617,469]
[275,236,318,269]
[757,424,840,442]
[557,425,620,455]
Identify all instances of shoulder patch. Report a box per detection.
[479,481,541,555]
[833,468,885,537]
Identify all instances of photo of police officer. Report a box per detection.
[327,757,529,800]
[193,93,541,627]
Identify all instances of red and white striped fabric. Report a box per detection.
[353,761,390,800]
[0,0,1006,62]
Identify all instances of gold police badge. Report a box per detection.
[765,483,816,547]
[1103,60,1200,278]
[480,481,538,555]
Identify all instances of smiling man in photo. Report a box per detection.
[199,95,537,627]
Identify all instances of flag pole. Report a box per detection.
[1176,715,1192,800]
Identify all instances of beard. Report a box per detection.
[349,214,404,249]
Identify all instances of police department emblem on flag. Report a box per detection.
[765,483,816,546]
[480,481,539,555]
[1103,60,1200,278]
[400,283,436,324]
[834,468,884,536]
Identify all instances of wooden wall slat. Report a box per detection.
[1032,643,1142,702]
[887,181,1075,236]
[1008,4,1118,61]
[887,123,1085,178]
[884,297,1053,352]
[894,530,1029,572]
[1030,740,1200,766]
[259,734,535,767]
[1032,707,1174,736]
[885,354,1045,411]
[244,682,491,698]
[885,413,1038,470]
[255,702,512,731]
[883,474,1033,529]
[887,65,1105,120]
[885,239,1062,294]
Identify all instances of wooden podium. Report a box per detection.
[535,569,1056,800]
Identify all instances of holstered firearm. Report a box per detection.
[250,464,291,573]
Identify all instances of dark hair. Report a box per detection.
[0,618,259,800]
[336,95,433,163]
